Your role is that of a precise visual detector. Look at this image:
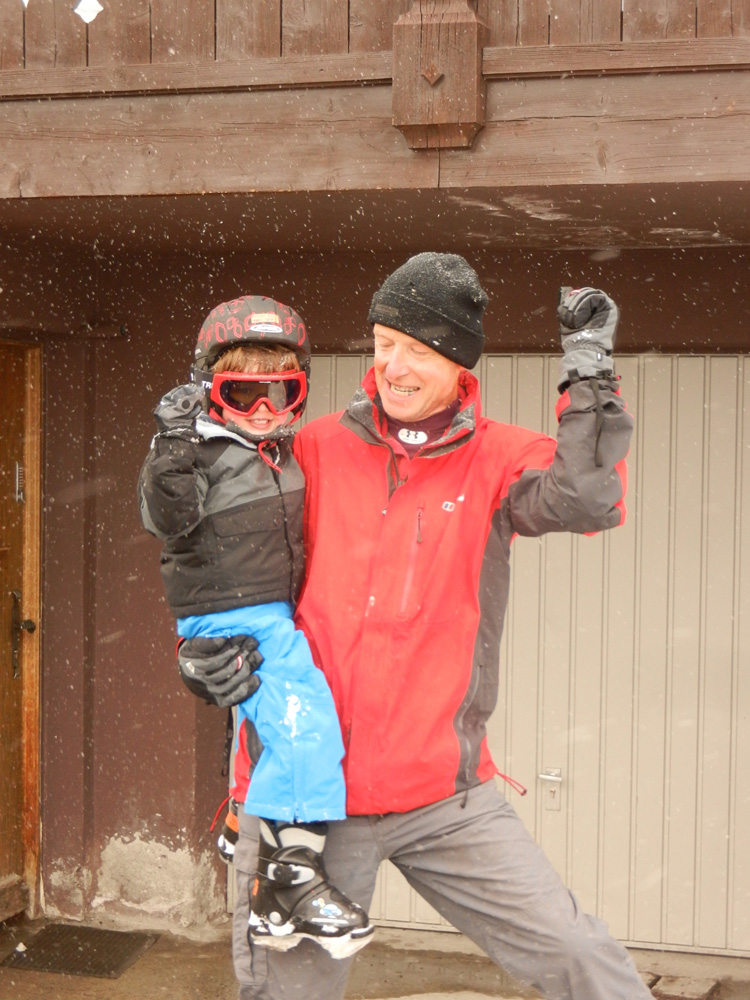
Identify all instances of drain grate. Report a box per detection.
[1,923,158,979]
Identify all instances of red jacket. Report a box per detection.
[235,368,630,814]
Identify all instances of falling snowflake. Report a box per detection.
[73,0,104,23]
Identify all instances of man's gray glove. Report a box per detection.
[154,384,204,438]
[177,635,263,708]
[557,286,619,393]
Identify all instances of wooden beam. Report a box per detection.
[3,37,750,102]
[392,0,490,149]
[482,37,750,78]
[0,51,393,102]
[0,86,438,199]
[1,69,747,198]
[444,115,750,186]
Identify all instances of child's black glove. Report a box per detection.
[177,634,263,708]
[154,384,204,438]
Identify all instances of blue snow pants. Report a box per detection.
[177,602,346,823]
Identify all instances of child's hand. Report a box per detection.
[154,384,204,436]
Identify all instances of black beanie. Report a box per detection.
[368,252,488,369]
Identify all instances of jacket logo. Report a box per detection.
[398,428,428,445]
[442,501,455,512]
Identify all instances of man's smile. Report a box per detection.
[388,381,418,396]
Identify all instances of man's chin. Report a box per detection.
[382,390,419,417]
[383,402,418,422]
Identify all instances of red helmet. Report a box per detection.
[191,295,311,424]
[193,295,310,374]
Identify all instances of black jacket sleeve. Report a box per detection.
[506,380,633,537]
[138,436,208,541]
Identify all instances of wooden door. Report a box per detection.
[0,341,41,922]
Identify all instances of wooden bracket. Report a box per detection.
[392,0,489,150]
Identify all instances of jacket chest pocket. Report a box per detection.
[213,498,285,541]
[212,497,289,598]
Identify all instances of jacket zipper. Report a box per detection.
[398,505,424,615]
[271,465,296,601]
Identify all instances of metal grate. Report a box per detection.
[1,923,158,979]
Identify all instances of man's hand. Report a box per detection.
[557,286,619,392]
[177,635,263,708]
[154,384,204,437]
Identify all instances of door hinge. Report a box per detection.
[14,462,25,503]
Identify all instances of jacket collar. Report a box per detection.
[195,412,258,449]
[343,366,480,455]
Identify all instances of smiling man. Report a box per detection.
[230,253,653,1000]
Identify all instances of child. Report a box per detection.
[138,295,373,959]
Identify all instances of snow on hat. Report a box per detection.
[368,252,488,369]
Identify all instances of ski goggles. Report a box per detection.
[206,369,307,419]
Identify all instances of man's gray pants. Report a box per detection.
[233,780,652,1000]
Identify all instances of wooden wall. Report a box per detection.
[2,0,749,73]
[482,0,750,46]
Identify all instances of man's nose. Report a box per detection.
[385,345,409,376]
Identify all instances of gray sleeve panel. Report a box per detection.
[453,506,512,794]
[506,381,633,537]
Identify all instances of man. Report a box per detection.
[182,253,652,1000]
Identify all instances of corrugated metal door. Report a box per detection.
[309,354,749,956]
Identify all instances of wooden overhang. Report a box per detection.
[1,2,749,267]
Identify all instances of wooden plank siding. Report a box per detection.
[24,0,87,70]
[0,4,24,70]
[545,0,623,44]
[282,0,349,56]
[86,0,151,67]
[151,0,216,64]
[350,0,412,52]
[3,2,750,77]
[622,0,696,41]
[216,0,281,59]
